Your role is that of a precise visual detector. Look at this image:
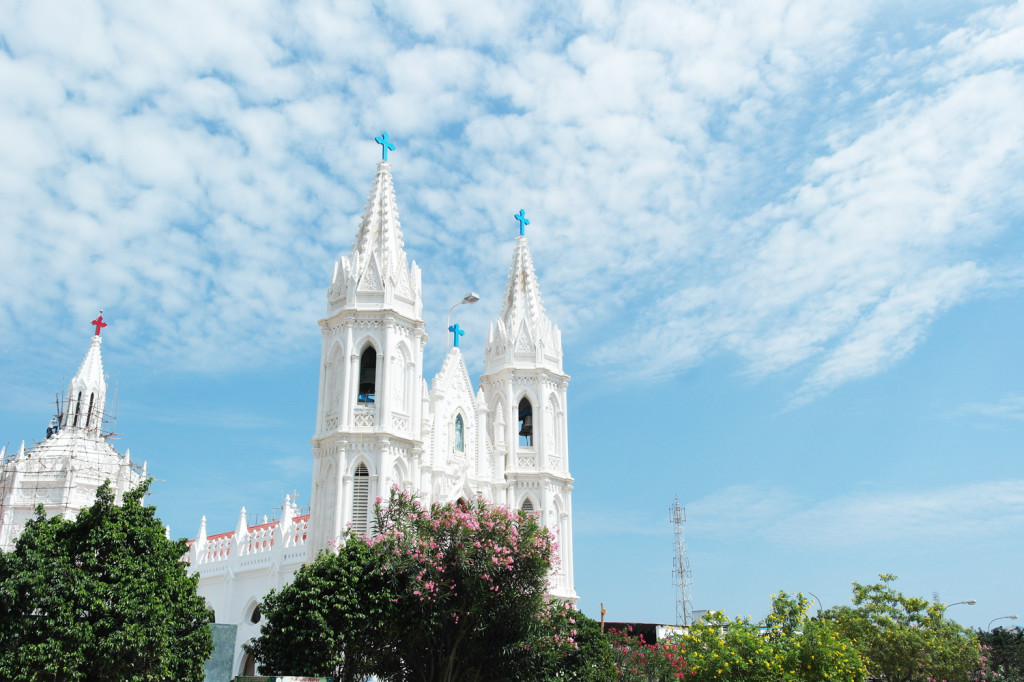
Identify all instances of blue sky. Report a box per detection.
[2,0,1023,630]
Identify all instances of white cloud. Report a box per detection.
[687,480,1024,551]
[0,0,1021,398]
[953,393,1024,421]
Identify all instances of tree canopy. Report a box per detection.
[249,487,566,682]
[0,480,213,682]
[822,574,981,682]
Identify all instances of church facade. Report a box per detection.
[186,150,577,675]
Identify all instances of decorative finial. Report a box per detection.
[375,131,395,161]
[514,209,530,236]
[448,323,465,348]
[91,310,107,336]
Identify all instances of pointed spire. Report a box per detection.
[62,332,108,434]
[328,156,422,318]
[486,234,564,373]
[499,236,549,334]
[351,162,411,292]
[235,507,248,537]
[198,515,207,543]
[16,441,25,459]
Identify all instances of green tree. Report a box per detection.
[676,592,865,681]
[245,539,400,682]
[0,480,213,681]
[249,487,557,682]
[822,574,980,682]
[531,602,618,681]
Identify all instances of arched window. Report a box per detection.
[249,604,261,624]
[358,348,377,403]
[521,498,534,514]
[73,391,82,427]
[84,393,95,428]
[454,414,465,452]
[518,397,533,447]
[352,463,369,535]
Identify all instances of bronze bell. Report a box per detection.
[518,415,533,437]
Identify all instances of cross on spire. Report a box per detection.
[375,131,396,161]
[514,209,530,236]
[448,323,465,348]
[91,311,107,336]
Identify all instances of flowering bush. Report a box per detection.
[249,487,558,682]
[370,487,556,681]
[607,625,688,681]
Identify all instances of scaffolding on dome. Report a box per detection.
[0,390,144,548]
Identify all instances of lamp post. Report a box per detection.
[806,591,824,617]
[942,600,977,612]
[989,615,1018,630]
[447,292,480,346]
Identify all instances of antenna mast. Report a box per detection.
[670,496,693,626]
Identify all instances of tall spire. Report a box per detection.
[62,329,108,433]
[327,157,422,319]
[485,234,563,373]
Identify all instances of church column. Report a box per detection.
[340,465,354,535]
[340,326,354,429]
[381,319,394,430]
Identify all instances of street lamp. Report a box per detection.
[806,592,824,617]
[447,292,480,346]
[989,615,1018,630]
[942,600,977,612]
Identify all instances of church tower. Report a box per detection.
[480,216,576,600]
[0,315,144,551]
[308,141,427,550]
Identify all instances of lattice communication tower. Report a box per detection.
[670,496,694,626]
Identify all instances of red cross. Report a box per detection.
[91,314,107,336]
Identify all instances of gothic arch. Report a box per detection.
[351,462,371,535]
[391,341,412,415]
[519,494,538,514]
[325,341,345,417]
[356,343,379,404]
[453,410,467,454]
[489,396,507,448]
[546,394,561,455]
[516,394,535,447]
[390,458,409,490]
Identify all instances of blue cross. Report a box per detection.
[514,209,530,236]
[448,323,465,348]
[375,131,395,161]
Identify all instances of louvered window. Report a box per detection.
[353,464,369,535]
[521,498,534,514]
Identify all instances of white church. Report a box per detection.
[0,139,577,677]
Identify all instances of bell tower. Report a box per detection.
[308,135,427,550]
[480,212,576,600]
